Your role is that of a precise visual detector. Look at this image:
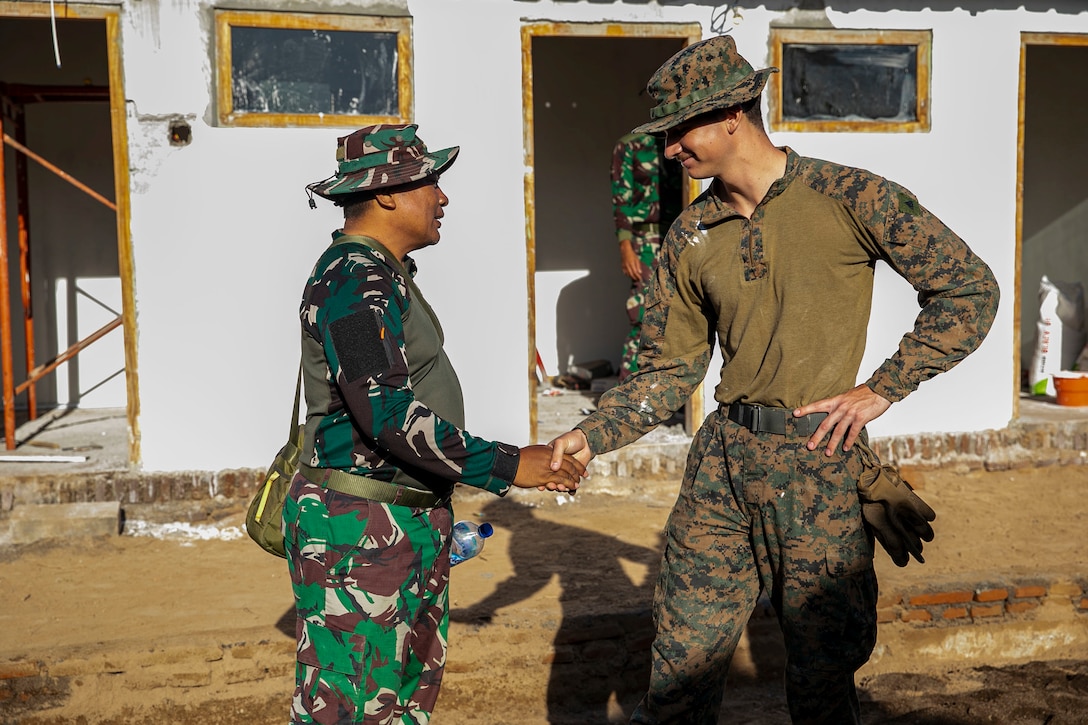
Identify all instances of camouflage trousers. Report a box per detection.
[620,233,661,380]
[284,473,454,725]
[631,409,878,724]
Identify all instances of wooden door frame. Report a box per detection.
[0,2,139,464]
[1015,32,1088,421]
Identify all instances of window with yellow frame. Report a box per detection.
[768,27,931,133]
[215,10,413,127]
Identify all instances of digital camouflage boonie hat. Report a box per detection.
[306,123,459,202]
[634,35,779,135]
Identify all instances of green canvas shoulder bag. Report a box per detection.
[247,235,431,558]
[245,364,303,559]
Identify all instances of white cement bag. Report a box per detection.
[1030,275,1086,396]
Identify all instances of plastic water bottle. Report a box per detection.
[449,520,494,566]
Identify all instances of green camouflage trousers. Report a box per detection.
[631,409,878,724]
[620,233,661,380]
[284,473,453,725]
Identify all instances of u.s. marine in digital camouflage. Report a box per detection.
[611,132,683,379]
[551,35,999,725]
[580,149,998,720]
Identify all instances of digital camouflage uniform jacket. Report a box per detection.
[299,233,518,496]
[580,148,1000,452]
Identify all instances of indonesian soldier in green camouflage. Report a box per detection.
[289,124,583,725]
[550,36,999,724]
[611,132,683,379]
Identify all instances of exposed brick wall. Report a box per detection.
[0,467,265,508]
[877,577,1088,626]
[870,419,1088,472]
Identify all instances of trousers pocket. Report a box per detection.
[297,618,365,678]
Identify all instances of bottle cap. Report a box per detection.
[479,522,494,538]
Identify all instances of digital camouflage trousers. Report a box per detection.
[284,473,453,725]
[631,409,878,725]
[620,234,661,380]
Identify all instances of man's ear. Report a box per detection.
[373,191,397,210]
[723,105,744,134]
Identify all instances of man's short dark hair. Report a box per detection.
[739,96,763,128]
[338,191,376,218]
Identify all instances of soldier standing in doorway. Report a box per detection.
[611,131,683,380]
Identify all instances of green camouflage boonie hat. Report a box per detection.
[306,123,458,203]
[634,35,779,135]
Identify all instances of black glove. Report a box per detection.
[855,446,936,567]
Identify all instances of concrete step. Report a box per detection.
[0,501,121,546]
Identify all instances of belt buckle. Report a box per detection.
[748,404,763,433]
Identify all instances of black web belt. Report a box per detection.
[725,402,828,437]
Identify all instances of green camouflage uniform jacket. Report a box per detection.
[299,232,518,497]
[581,148,1000,452]
[611,132,683,244]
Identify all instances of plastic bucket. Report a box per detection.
[1053,373,1088,406]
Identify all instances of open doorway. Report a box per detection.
[1017,34,1088,418]
[0,7,137,462]
[522,22,700,443]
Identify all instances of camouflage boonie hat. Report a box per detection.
[306,123,459,202]
[634,35,779,135]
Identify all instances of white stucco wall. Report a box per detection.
[113,0,1085,471]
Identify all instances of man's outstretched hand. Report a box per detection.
[545,429,594,493]
[550,428,594,467]
[515,445,584,493]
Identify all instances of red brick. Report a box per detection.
[974,588,1008,603]
[0,662,38,680]
[1014,585,1047,599]
[1049,582,1084,598]
[1079,598,1088,611]
[943,607,969,620]
[876,608,897,624]
[900,609,932,623]
[909,590,973,606]
[971,604,1004,618]
[1007,601,1040,615]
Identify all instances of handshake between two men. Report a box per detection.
[497,431,594,495]
[536,386,936,569]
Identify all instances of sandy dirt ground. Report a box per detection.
[2,462,1088,724]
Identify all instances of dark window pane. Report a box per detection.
[782,43,917,122]
[230,26,398,116]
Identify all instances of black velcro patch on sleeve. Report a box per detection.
[330,309,391,383]
[492,442,520,482]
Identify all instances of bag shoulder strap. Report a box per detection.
[288,360,302,440]
[329,234,442,334]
